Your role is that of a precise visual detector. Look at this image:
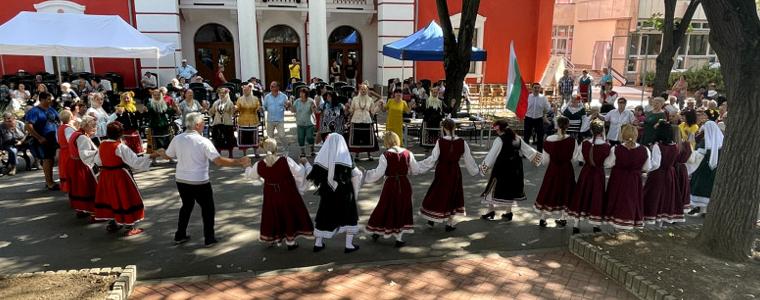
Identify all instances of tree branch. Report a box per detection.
[436,0,456,43]
[663,0,676,46]
[675,0,702,41]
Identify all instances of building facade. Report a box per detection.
[552,0,717,83]
[0,0,554,89]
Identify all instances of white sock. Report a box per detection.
[315,237,323,247]
[488,204,495,212]
[345,234,355,249]
[396,233,404,242]
[560,212,567,220]
[574,218,580,227]
[447,216,455,226]
[505,206,512,214]
[285,240,296,246]
[540,212,547,220]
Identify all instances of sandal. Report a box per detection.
[126,228,144,236]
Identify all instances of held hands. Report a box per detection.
[238,156,252,167]
[299,157,309,165]
[531,153,543,166]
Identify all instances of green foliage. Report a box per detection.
[643,65,724,91]
[647,12,693,33]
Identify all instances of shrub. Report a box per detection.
[644,65,724,92]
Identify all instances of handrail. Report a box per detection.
[610,67,628,86]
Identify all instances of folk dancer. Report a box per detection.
[209,88,237,158]
[533,116,580,227]
[566,120,610,234]
[348,83,382,159]
[602,124,652,229]
[56,110,77,193]
[236,83,262,157]
[67,116,99,220]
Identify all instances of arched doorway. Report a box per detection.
[329,26,362,84]
[263,25,300,87]
[194,24,236,85]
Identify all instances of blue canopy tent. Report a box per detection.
[340,31,359,44]
[381,20,487,91]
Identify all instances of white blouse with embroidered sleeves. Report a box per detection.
[94,142,152,172]
[603,144,652,172]
[574,138,607,163]
[418,136,479,176]
[75,135,98,167]
[244,157,311,195]
[363,147,421,184]
[480,135,539,172]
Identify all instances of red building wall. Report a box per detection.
[414,0,554,84]
[0,0,139,88]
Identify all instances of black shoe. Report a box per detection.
[371,233,380,242]
[76,211,90,219]
[687,207,701,216]
[394,241,406,248]
[539,219,547,227]
[344,245,360,253]
[205,239,219,247]
[572,227,580,235]
[445,225,456,232]
[313,244,326,253]
[578,161,585,167]
[174,235,191,245]
[481,211,496,220]
[556,219,568,228]
[502,212,513,222]
[47,183,60,191]
[592,227,602,233]
[287,243,299,251]
[427,220,435,227]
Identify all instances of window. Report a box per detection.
[551,25,574,59]
[640,34,662,55]
[688,34,709,55]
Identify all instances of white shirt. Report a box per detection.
[536,135,580,166]
[363,147,422,184]
[604,109,635,141]
[75,135,98,168]
[526,93,551,119]
[603,144,652,172]
[86,107,117,138]
[418,136,480,176]
[165,131,220,184]
[480,135,539,174]
[94,142,152,172]
[244,157,310,195]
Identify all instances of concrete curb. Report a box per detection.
[569,224,702,300]
[0,265,137,300]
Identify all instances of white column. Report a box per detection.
[308,0,328,80]
[238,0,261,80]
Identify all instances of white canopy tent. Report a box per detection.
[0,11,175,82]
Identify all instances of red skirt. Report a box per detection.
[534,162,576,213]
[366,175,414,236]
[643,167,680,223]
[420,161,465,222]
[122,130,143,154]
[67,159,97,213]
[565,165,606,223]
[604,168,645,229]
[94,167,145,225]
[260,183,314,242]
[58,148,70,193]
[675,164,690,209]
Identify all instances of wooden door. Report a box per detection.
[264,43,299,88]
[195,43,236,83]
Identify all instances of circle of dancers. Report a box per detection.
[56,106,723,253]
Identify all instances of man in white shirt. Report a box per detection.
[604,97,635,146]
[524,83,551,152]
[176,59,198,81]
[141,72,157,89]
[161,112,250,246]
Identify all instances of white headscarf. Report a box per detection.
[314,133,353,190]
[700,121,724,170]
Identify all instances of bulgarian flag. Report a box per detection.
[506,41,529,119]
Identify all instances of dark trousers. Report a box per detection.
[175,182,216,243]
[524,117,546,152]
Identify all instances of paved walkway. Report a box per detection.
[134,250,635,300]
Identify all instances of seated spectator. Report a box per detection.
[1,112,27,175]
[58,83,80,109]
[91,78,106,94]
[74,79,93,99]
[141,71,158,89]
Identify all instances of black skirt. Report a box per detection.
[211,124,237,149]
[307,165,359,232]
[348,122,379,153]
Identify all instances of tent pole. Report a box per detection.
[0,55,5,76]
[90,57,96,74]
[156,52,160,87]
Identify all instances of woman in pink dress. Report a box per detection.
[534,116,579,228]
[643,121,681,225]
[363,132,422,248]
[566,120,610,234]
[603,124,652,229]
[244,139,314,250]
[418,119,480,231]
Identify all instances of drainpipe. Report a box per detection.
[128,0,139,89]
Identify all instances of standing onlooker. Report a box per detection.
[524,83,551,152]
[162,112,250,246]
[141,72,158,90]
[671,75,688,108]
[176,59,198,81]
[605,97,635,146]
[235,84,262,157]
[558,69,575,106]
[641,97,667,146]
[330,60,341,83]
[291,87,317,157]
[1,112,26,175]
[289,59,301,81]
[599,68,613,102]
[208,88,236,158]
[24,92,60,190]
[706,82,718,99]
[578,70,593,105]
[344,58,357,87]
[263,82,290,141]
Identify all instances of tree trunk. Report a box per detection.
[695,0,760,262]
[651,0,701,96]
[436,0,480,113]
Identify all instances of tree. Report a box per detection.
[436,0,480,113]
[651,0,702,96]
[695,0,760,261]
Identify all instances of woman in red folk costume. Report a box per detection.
[418,118,480,231]
[56,110,77,194]
[643,121,682,226]
[603,124,652,229]
[94,122,162,236]
[363,132,422,247]
[566,120,610,234]
[533,116,579,228]
[244,138,314,250]
[673,127,693,212]
[67,116,99,219]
